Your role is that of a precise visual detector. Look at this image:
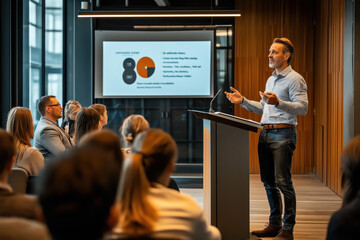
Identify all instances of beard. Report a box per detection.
[269,59,281,69]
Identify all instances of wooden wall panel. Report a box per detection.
[327,0,344,194]
[234,0,315,174]
[314,0,329,184]
[314,0,344,195]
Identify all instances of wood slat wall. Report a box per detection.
[314,0,344,194]
[234,0,315,174]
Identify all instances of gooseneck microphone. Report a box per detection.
[209,89,222,113]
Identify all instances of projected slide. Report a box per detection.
[102,41,211,97]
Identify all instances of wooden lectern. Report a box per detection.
[190,110,262,240]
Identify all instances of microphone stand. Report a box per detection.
[209,89,222,113]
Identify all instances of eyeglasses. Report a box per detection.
[47,103,61,107]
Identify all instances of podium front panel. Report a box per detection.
[203,120,250,239]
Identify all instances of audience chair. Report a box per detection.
[8,167,29,194]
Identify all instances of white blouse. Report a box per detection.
[15,145,45,176]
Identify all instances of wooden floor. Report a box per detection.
[180,174,342,240]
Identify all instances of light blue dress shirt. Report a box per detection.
[240,65,308,125]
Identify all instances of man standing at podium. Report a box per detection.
[225,37,308,240]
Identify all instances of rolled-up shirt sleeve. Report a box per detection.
[277,76,308,116]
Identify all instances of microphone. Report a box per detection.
[209,89,222,113]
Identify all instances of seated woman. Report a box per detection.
[90,103,108,129]
[326,135,360,240]
[6,107,44,175]
[61,100,81,139]
[120,114,180,191]
[120,114,149,157]
[74,107,101,145]
[113,128,221,240]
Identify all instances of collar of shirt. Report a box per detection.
[272,65,293,79]
[41,117,59,126]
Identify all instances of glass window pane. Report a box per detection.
[30,68,41,123]
[46,0,62,8]
[24,0,43,124]
[45,0,63,107]
[23,0,64,125]
[47,73,63,104]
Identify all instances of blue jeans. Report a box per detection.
[258,127,297,232]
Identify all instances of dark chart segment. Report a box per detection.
[122,58,136,84]
[136,57,155,78]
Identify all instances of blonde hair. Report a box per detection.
[63,100,81,121]
[6,107,33,146]
[6,107,34,160]
[120,115,149,147]
[118,129,177,236]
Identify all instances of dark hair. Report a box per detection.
[79,129,124,169]
[341,135,360,207]
[273,37,294,63]
[0,129,16,173]
[37,147,120,240]
[118,128,177,236]
[37,95,56,116]
[120,115,149,147]
[74,107,100,144]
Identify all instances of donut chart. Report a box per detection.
[136,57,155,78]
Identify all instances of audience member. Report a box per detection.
[37,147,121,240]
[120,114,180,192]
[0,217,51,240]
[6,107,44,176]
[61,100,81,139]
[0,129,41,219]
[79,129,124,169]
[120,114,150,156]
[91,103,108,129]
[113,128,221,240]
[326,135,360,240]
[34,95,73,163]
[74,107,101,144]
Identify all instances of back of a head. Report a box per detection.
[74,107,100,144]
[37,147,120,240]
[132,128,177,183]
[63,100,81,121]
[6,107,33,146]
[118,128,177,236]
[120,115,149,147]
[90,103,106,116]
[341,135,360,206]
[79,129,124,169]
[0,129,16,174]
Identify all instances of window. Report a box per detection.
[23,0,63,124]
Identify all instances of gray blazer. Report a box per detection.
[34,117,73,163]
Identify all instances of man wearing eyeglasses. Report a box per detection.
[225,38,308,240]
[34,95,73,164]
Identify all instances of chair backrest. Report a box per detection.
[8,168,29,194]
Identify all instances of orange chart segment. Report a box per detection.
[136,57,155,78]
